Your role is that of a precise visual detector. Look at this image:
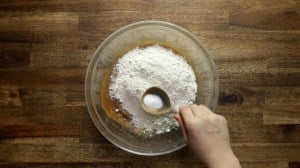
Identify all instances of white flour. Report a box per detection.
[109,45,197,137]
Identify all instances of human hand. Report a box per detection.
[174,105,240,168]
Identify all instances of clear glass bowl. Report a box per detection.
[85,21,219,156]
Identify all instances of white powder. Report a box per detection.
[109,45,197,137]
[143,94,163,110]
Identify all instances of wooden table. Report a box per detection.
[0,1,299,167]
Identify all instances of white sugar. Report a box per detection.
[143,94,163,110]
[109,45,197,136]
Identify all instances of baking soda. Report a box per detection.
[143,94,163,110]
[109,45,197,136]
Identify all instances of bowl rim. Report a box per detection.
[85,20,219,156]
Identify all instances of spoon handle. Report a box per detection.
[170,104,180,113]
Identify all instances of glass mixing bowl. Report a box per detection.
[85,21,219,156]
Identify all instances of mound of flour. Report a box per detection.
[109,45,197,136]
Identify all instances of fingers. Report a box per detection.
[174,113,188,143]
[178,105,194,143]
[190,104,201,116]
[179,105,194,122]
[193,105,215,118]
[177,104,216,144]
[199,105,214,115]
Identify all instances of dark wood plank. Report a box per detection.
[79,115,110,144]
[264,87,300,125]
[0,143,298,162]
[0,125,80,139]
[0,12,78,32]
[232,143,300,162]
[0,106,85,125]
[0,0,231,12]
[265,87,299,106]
[218,87,265,106]
[0,162,134,168]
[0,85,23,106]
[289,162,300,168]
[0,69,85,87]
[264,105,300,125]
[17,87,66,106]
[0,48,30,68]
[219,71,300,87]
[229,0,300,30]
[217,106,300,143]
[240,162,288,168]
[66,87,86,106]
[78,11,229,32]
[30,49,92,68]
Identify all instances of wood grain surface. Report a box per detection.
[0,0,299,167]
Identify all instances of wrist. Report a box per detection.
[207,150,240,168]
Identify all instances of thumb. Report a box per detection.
[175,113,188,144]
